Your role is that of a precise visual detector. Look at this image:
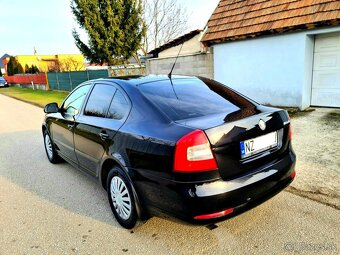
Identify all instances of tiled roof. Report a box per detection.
[202,0,340,44]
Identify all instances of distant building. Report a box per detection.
[148,29,206,58]
[3,54,85,74]
[147,29,214,78]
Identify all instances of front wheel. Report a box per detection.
[107,167,138,229]
[43,130,60,163]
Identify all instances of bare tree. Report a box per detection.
[61,57,84,71]
[48,60,62,72]
[142,0,188,55]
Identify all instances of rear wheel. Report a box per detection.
[43,130,60,163]
[107,167,138,229]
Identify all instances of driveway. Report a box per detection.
[0,94,339,254]
[289,108,340,209]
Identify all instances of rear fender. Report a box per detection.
[100,155,145,219]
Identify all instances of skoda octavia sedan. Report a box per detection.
[42,76,296,229]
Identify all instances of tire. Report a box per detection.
[107,167,138,229]
[43,130,60,164]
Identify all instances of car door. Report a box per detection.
[51,84,92,164]
[74,82,131,176]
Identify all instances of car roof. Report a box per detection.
[96,75,195,87]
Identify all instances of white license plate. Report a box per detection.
[240,132,278,158]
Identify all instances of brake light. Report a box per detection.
[174,129,218,173]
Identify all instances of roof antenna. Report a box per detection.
[168,43,184,79]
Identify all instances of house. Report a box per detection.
[147,29,214,79]
[148,29,206,58]
[3,54,85,74]
[202,0,340,109]
[0,54,10,75]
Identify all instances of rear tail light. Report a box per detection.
[174,129,218,173]
[194,208,234,220]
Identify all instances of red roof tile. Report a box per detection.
[202,0,340,44]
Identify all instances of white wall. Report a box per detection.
[213,26,340,109]
[214,32,306,108]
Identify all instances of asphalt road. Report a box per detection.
[0,94,339,255]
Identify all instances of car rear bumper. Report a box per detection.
[136,148,296,222]
[178,150,296,221]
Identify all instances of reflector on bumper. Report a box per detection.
[194,208,234,220]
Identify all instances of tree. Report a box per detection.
[31,65,40,73]
[25,64,30,74]
[71,0,146,65]
[61,57,84,71]
[48,60,62,72]
[25,64,40,74]
[6,56,24,76]
[141,0,188,54]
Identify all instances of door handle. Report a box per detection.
[99,132,109,140]
[67,124,74,130]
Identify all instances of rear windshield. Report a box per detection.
[138,78,254,121]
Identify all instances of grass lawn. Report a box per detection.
[0,86,69,108]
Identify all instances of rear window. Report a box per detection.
[138,78,252,121]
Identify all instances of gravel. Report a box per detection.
[289,108,340,209]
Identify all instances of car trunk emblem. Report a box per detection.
[259,119,266,131]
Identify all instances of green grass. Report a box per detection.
[0,86,69,108]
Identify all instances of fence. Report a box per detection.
[6,74,47,85]
[47,70,109,91]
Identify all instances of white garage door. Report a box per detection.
[312,33,340,107]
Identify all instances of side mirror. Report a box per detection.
[44,103,59,113]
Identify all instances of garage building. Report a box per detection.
[202,0,340,109]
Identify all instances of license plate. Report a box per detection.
[240,132,278,158]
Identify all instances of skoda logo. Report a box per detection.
[259,119,266,131]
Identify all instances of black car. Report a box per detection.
[42,75,296,229]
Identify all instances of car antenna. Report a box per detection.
[168,42,184,79]
[168,42,184,99]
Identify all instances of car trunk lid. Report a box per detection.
[176,107,290,180]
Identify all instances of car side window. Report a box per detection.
[84,84,117,118]
[63,84,91,116]
[107,90,130,120]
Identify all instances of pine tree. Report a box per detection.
[15,63,24,74]
[7,57,24,75]
[25,64,30,74]
[71,0,146,65]
[7,57,15,76]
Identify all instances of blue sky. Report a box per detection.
[0,0,219,55]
